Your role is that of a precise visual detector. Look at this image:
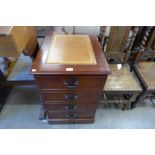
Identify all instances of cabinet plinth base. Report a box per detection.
[48,118,94,124]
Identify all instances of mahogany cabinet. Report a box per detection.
[31,33,110,124]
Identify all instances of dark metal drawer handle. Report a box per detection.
[65,104,77,111]
[64,94,79,100]
[63,80,79,88]
[66,114,78,118]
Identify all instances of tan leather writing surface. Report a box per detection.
[46,35,96,65]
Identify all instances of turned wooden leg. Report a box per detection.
[103,93,108,108]
[129,93,140,109]
[120,94,129,110]
[131,91,145,108]
[121,104,127,111]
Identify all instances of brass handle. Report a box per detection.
[63,80,79,88]
[65,104,77,111]
[66,114,77,118]
[64,94,79,100]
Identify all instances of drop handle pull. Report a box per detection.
[65,104,77,111]
[63,80,79,88]
[66,114,77,118]
[64,94,79,100]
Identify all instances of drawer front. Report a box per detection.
[41,90,102,102]
[35,75,106,90]
[45,103,97,112]
[47,111,95,119]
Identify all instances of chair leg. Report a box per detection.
[102,92,141,110]
[129,93,140,109]
[121,104,127,111]
[103,93,108,108]
[125,102,131,110]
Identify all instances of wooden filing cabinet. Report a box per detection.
[31,33,110,124]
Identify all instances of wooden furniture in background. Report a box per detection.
[101,26,142,110]
[0,26,39,81]
[0,26,38,58]
[0,26,39,111]
[31,32,110,124]
[132,26,155,106]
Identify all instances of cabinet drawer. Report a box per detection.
[41,90,101,102]
[45,103,97,112]
[47,111,95,119]
[35,75,106,90]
